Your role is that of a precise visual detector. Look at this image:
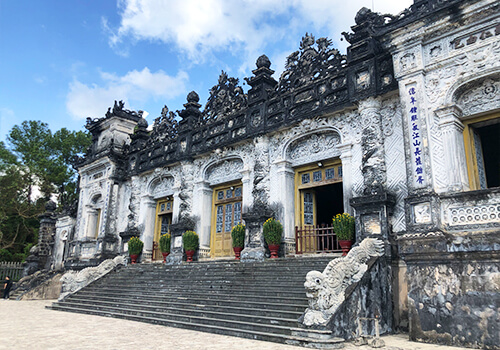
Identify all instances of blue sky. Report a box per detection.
[0,0,412,143]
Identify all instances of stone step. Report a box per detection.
[56,299,299,327]
[66,295,304,319]
[83,285,307,297]
[50,303,297,335]
[48,304,298,344]
[74,288,307,303]
[101,271,309,283]
[50,257,340,347]
[67,291,308,312]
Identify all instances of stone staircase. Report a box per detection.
[49,256,345,346]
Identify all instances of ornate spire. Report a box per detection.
[278,33,346,92]
[203,71,247,122]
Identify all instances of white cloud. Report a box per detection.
[107,0,413,73]
[66,67,188,120]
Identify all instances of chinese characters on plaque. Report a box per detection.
[407,84,426,187]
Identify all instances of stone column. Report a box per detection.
[172,185,182,224]
[240,168,253,212]
[274,159,295,253]
[139,195,156,261]
[240,211,271,262]
[436,106,469,192]
[338,143,354,215]
[358,97,386,196]
[24,201,57,275]
[85,207,98,239]
[193,180,213,249]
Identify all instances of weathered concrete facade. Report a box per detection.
[56,1,499,348]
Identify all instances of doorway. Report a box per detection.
[210,182,243,258]
[153,197,173,261]
[295,160,344,253]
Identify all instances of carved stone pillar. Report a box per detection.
[193,180,213,249]
[168,219,196,264]
[358,97,386,196]
[435,106,469,192]
[240,168,253,212]
[338,143,354,215]
[350,193,395,258]
[25,201,57,275]
[172,185,182,224]
[275,159,295,253]
[139,195,156,261]
[85,207,98,239]
[240,210,271,262]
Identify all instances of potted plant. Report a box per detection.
[128,236,144,264]
[231,223,245,260]
[332,213,355,256]
[182,230,199,262]
[263,218,283,258]
[159,233,171,263]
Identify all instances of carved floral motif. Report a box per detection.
[287,132,341,161]
[456,77,500,116]
[278,33,346,92]
[150,105,178,143]
[203,71,247,122]
[149,176,175,196]
[206,158,244,184]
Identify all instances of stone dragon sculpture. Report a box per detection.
[58,255,126,301]
[301,238,385,326]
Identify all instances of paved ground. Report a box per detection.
[0,299,465,350]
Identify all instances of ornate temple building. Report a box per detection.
[51,0,499,348]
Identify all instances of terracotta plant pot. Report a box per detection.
[130,254,139,264]
[233,246,243,260]
[185,250,195,262]
[338,240,353,256]
[162,252,170,263]
[268,244,280,259]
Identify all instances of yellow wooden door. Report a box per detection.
[300,189,317,252]
[153,198,173,260]
[211,184,242,257]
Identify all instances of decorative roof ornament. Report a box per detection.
[150,105,178,142]
[86,100,141,130]
[278,33,346,92]
[203,70,247,122]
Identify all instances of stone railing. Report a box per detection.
[58,255,126,301]
[300,238,385,326]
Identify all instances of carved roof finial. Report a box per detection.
[256,55,271,69]
[187,91,200,103]
[300,33,315,50]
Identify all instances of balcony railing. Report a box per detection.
[295,224,341,254]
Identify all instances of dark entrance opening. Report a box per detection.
[477,123,500,188]
[315,182,344,226]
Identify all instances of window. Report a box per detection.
[94,209,101,239]
[463,114,500,189]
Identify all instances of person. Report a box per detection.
[3,276,13,299]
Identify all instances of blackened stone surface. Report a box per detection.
[406,257,499,349]
[326,257,393,339]
[399,227,500,349]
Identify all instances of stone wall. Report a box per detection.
[406,259,499,349]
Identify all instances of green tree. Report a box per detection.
[0,162,40,256]
[7,121,53,202]
[0,121,91,260]
[6,121,91,208]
